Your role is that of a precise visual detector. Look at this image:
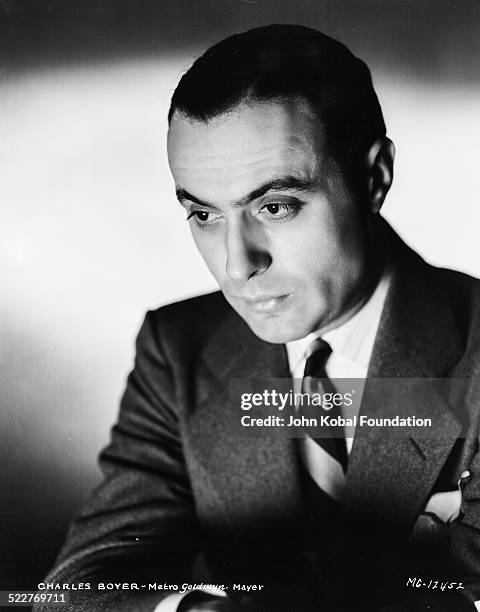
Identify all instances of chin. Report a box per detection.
[246,317,316,345]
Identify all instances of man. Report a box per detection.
[37,25,480,611]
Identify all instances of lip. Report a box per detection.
[233,293,291,313]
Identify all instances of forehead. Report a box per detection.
[167,101,326,203]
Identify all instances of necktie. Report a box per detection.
[300,338,348,501]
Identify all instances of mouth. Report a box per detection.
[232,293,291,314]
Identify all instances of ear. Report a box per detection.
[366,137,395,214]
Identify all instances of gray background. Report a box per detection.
[1,0,480,590]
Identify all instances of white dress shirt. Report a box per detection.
[286,264,391,452]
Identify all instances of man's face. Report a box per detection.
[167,101,369,343]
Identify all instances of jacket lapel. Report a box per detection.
[188,307,303,528]
[343,233,464,535]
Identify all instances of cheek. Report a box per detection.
[272,222,338,281]
[275,217,366,296]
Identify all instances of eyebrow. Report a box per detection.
[176,175,316,209]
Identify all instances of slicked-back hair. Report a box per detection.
[169,24,386,192]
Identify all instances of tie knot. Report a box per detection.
[303,338,332,378]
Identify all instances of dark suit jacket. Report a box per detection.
[37,227,480,611]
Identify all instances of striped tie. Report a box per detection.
[300,338,348,501]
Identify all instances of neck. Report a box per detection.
[318,218,388,336]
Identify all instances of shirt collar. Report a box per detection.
[286,263,392,374]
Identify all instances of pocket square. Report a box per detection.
[411,470,470,541]
[423,489,462,523]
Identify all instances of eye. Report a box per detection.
[259,200,300,221]
[190,211,209,222]
[265,203,281,214]
[187,209,222,228]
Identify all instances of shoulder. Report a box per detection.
[427,264,480,322]
[136,291,241,361]
[152,290,229,319]
[147,290,231,333]
[389,224,480,340]
[427,264,480,354]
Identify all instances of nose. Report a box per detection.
[225,218,271,282]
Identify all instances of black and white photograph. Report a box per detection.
[2,1,480,610]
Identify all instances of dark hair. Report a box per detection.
[169,24,386,188]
